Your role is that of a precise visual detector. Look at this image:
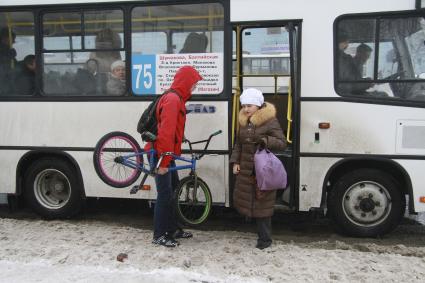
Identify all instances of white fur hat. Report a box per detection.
[110,60,125,71]
[240,88,264,107]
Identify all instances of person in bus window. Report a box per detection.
[106,60,126,95]
[151,66,203,247]
[230,88,286,250]
[347,44,375,95]
[338,35,374,95]
[89,28,122,73]
[0,27,17,95]
[13,54,36,95]
[337,33,354,82]
[74,59,107,95]
[179,32,208,53]
[352,44,374,79]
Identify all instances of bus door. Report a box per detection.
[231,21,301,208]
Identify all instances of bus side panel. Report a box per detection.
[0,101,228,150]
[300,102,425,212]
[298,157,341,211]
[69,151,228,204]
[300,102,425,155]
[0,150,25,194]
[396,160,425,212]
[0,101,229,202]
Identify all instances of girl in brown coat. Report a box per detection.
[230,88,286,249]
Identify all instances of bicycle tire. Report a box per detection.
[93,131,142,188]
[175,176,212,226]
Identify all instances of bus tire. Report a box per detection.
[327,168,405,237]
[24,157,83,219]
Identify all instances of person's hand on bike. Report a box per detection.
[157,167,169,175]
[233,164,240,175]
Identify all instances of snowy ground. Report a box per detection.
[1,202,425,282]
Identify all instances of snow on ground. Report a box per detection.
[1,217,425,282]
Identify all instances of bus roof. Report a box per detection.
[1,0,417,11]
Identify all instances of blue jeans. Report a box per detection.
[153,160,179,239]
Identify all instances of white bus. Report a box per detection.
[1,0,424,237]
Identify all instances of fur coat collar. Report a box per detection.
[238,102,277,127]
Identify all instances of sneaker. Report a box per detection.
[173,229,193,239]
[152,235,179,247]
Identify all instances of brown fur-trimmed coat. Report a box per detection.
[230,102,286,218]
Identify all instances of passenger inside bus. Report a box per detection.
[179,32,208,53]
[348,44,375,94]
[89,28,122,73]
[74,59,98,95]
[13,54,35,95]
[337,33,353,80]
[106,60,126,95]
[0,27,17,95]
[338,37,375,95]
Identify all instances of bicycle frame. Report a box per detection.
[116,130,221,194]
[119,148,197,176]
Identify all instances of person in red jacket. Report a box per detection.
[152,65,202,247]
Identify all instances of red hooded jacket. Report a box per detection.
[154,66,202,167]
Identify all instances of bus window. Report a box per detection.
[241,27,290,94]
[336,16,425,101]
[0,11,35,96]
[336,18,376,96]
[132,32,167,54]
[131,3,224,96]
[172,31,223,54]
[42,9,125,96]
[43,12,81,50]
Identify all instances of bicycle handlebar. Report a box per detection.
[211,130,222,136]
[186,130,222,159]
[154,131,222,166]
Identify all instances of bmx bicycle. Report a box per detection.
[93,130,222,226]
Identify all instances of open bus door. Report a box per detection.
[231,21,301,209]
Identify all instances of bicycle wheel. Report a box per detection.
[93,131,142,188]
[175,176,212,226]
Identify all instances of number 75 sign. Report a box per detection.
[132,54,156,95]
[132,53,223,95]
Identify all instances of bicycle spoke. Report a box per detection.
[94,132,142,187]
[177,179,211,225]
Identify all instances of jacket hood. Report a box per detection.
[238,102,277,127]
[170,66,203,102]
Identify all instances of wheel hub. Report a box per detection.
[342,181,391,227]
[54,182,65,193]
[114,156,124,163]
[34,169,71,209]
[359,197,375,212]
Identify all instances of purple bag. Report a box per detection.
[254,149,287,191]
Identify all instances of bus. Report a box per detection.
[0,0,424,237]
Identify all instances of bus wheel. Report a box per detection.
[328,168,405,237]
[24,158,83,219]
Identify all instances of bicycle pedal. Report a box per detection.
[129,186,139,194]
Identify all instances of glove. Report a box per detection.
[256,137,267,150]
